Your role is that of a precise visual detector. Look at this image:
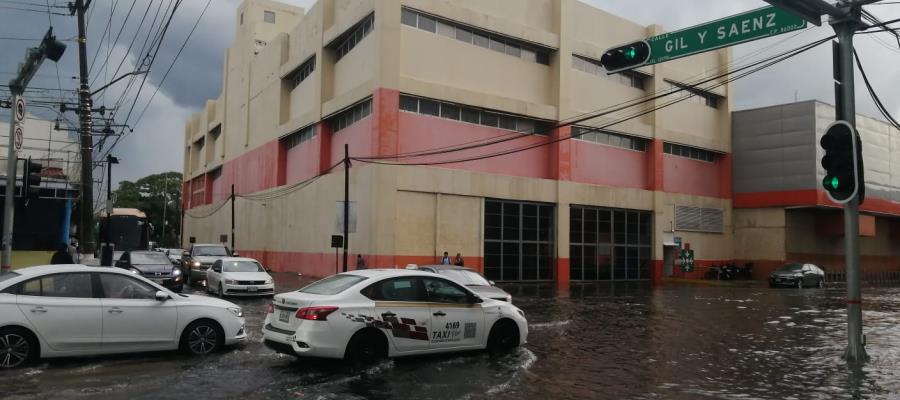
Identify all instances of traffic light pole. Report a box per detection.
[834,21,867,363]
[1,92,21,272]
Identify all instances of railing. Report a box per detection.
[825,271,900,286]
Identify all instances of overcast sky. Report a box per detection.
[1,0,899,190]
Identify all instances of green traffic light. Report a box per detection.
[625,47,636,60]
[828,176,839,190]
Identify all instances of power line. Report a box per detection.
[853,49,900,131]
[353,35,833,168]
[90,0,137,88]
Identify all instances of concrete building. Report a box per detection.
[733,100,900,279]
[182,0,736,284]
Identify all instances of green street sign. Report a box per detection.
[645,6,807,66]
[679,249,695,273]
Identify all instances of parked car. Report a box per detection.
[206,257,274,297]
[769,263,825,288]
[416,265,512,302]
[0,265,247,369]
[262,269,528,362]
[182,244,235,285]
[116,250,184,292]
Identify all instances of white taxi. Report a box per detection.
[262,269,527,362]
[0,265,247,368]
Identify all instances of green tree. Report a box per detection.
[113,171,183,247]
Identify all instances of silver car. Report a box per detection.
[416,265,513,302]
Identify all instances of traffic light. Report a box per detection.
[601,40,651,73]
[40,27,66,62]
[21,157,42,198]
[820,121,863,204]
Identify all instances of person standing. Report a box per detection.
[356,254,367,270]
[440,251,451,265]
[51,243,75,264]
[454,253,465,267]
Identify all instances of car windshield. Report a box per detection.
[194,246,228,256]
[223,261,264,273]
[299,274,367,295]
[437,269,491,286]
[130,253,171,264]
[0,271,19,283]
[778,264,804,272]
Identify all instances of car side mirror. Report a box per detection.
[232,251,239,257]
[183,251,190,257]
[212,266,221,273]
[488,280,496,286]
[265,267,272,273]
[470,295,483,304]
[155,291,170,301]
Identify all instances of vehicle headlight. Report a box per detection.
[225,279,236,284]
[172,268,181,276]
[227,307,243,318]
[505,294,512,302]
[265,277,273,285]
[192,261,201,267]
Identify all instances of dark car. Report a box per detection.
[769,263,825,288]
[116,250,185,292]
[181,244,235,286]
[417,265,513,302]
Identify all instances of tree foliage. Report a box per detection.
[113,171,182,247]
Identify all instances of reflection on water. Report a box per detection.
[3,275,900,399]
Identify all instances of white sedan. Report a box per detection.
[0,265,247,369]
[262,269,528,362]
[206,257,275,297]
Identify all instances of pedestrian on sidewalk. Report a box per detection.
[440,251,451,265]
[454,253,464,267]
[51,243,75,265]
[356,254,367,270]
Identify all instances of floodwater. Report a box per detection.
[3,273,900,399]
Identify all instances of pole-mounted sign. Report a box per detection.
[602,6,807,73]
[14,126,23,152]
[14,98,25,123]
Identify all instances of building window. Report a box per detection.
[330,98,372,133]
[484,200,555,281]
[264,10,276,24]
[572,126,647,151]
[663,142,717,162]
[570,206,651,281]
[286,55,315,90]
[401,7,552,66]
[399,94,553,135]
[675,206,723,233]
[282,125,316,149]
[572,54,647,90]
[666,81,720,109]
[332,13,374,62]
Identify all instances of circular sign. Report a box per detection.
[14,98,25,123]
[14,126,23,151]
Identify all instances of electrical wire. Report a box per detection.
[185,197,229,219]
[90,0,136,87]
[853,48,900,131]
[352,35,834,168]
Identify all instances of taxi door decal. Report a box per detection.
[341,312,428,341]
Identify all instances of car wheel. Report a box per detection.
[0,328,37,369]
[817,278,825,289]
[185,270,193,286]
[797,279,803,289]
[486,319,520,354]
[344,329,387,364]
[218,283,224,298]
[173,284,183,293]
[181,320,223,356]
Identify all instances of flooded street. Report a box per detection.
[3,273,900,399]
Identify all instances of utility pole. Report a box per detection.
[1,29,66,271]
[230,184,235,253]
[161,174,168,247]
[100,155,118,266]
[834,15,868,363]
[75,0,96,259]
[343,144,349,273]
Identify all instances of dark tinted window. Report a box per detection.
[193,246,228,256]
[131,252,171,264]
[300,274,367,295]
[19,273,93,298]
[423,277,470,303]
[363,277,423,302]
[99,274,157,300]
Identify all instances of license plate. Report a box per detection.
[279,310,290,323]
[248,286,258,292]
[152,279,165,284]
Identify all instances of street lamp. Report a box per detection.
[100,155,119,266]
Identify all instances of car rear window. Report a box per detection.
[0,271,19,283]
[299,274,367,295]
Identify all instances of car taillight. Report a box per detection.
[266,303,274,314]
[296,306,338,321]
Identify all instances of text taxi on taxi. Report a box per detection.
[262,269,527,362]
